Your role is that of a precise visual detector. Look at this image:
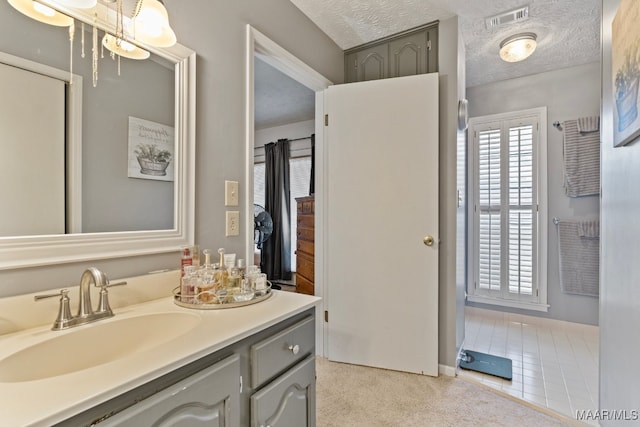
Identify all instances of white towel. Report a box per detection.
[563,119,600,197]
[577,116,600,133]
[557,220,599,297]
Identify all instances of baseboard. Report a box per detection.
[439,364,457,377]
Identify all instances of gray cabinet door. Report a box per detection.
[250,356,315,427]
[344,23,438,83]
[389,30,427,78]
[353,43,388,82]
[101,354,240,427]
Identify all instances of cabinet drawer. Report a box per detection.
[297,214,314,229]
[251,355,315,427]
[296,274,314,296]
[297,198,315,214]
[250,316,314,388]
[297,227,314,242]
[296,254,314,282]
[296,239,314,256]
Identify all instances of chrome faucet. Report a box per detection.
[35,268,127,330]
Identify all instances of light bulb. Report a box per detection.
[137,8,164,37]
[102,34,150,60]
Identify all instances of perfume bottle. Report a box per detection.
[215,248,229,289]
[181,265,196,303]
[196,249,215,303]
[180,246,192,277]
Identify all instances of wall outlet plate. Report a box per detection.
[225,180,239,206]
[226,211,240,237]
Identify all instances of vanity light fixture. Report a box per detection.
[499,32,537,62]
[102,34,150,59]
[132,0,176,47]
[7,0,73,26]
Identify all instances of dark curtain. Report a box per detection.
[309,134,315,195]
[261,139,292,280]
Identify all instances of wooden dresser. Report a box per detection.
[295,195,314,295]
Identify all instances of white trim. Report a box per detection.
[244,25,332,356]
[439,364,457,377]
[0,44,196,269]
[467,295,550,312]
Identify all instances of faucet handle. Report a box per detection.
[34,289,73,330]
[34,288,69,301]
[95,280,127,315]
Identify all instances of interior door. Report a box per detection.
[325,73,439,376]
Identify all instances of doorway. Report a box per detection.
[244,25,332,353]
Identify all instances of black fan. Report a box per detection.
[254,204,273,249]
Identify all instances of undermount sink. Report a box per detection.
[0,312,200,383]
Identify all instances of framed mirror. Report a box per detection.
[0,0,195,269]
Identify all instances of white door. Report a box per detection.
[325,73,439,376]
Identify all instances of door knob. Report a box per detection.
[423,235,435,246]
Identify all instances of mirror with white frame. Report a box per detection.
[0,0,195,269]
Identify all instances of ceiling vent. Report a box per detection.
[486,6,529,29]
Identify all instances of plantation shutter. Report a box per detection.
[478,128,502,292]
[473,116,540,304]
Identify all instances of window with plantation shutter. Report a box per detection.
[468,108,548,312]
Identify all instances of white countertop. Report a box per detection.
[0,290,320,426]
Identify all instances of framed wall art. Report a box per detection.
[612,0,640,147]
[127,116,175,181]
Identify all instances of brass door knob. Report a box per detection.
[423,235,435,246]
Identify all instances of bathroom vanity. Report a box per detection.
[0,283,320,426]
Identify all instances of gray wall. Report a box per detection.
[600,0,640,419]
[466,62,601,326]
[0,0,343,297]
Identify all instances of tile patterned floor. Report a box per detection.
[459,306,599,425]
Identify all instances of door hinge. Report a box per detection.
[239,375,243,394]
[536,289,539,297]
[427,40,432,50]
[324,310,329,322]
[354,58,358,69]
[324,114,329,126]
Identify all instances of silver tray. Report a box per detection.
[172,283,273,310]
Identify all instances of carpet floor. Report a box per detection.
[316,357,577,426]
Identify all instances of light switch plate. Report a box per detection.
[226,211,240,237]
[225,180,239,206]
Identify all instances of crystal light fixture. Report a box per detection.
[499,32,537,63]
[8,0,73,26]
[132,0,176,47]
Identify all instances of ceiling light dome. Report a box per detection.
[499,32,537,63]
[102,34,150,60]
[8,0,73,26]
[132,0,176,47]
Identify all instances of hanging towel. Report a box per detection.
[557,219,600,297]
[577,220,599,238]
[577,116,600,133]
[563,119,600,197]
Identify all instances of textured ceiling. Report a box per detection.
[289,0,601,87]
[254,57,315,129]
[255,0,601,130]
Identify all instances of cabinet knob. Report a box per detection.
[288,344,300,355]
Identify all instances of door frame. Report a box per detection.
[244,25,332,355]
